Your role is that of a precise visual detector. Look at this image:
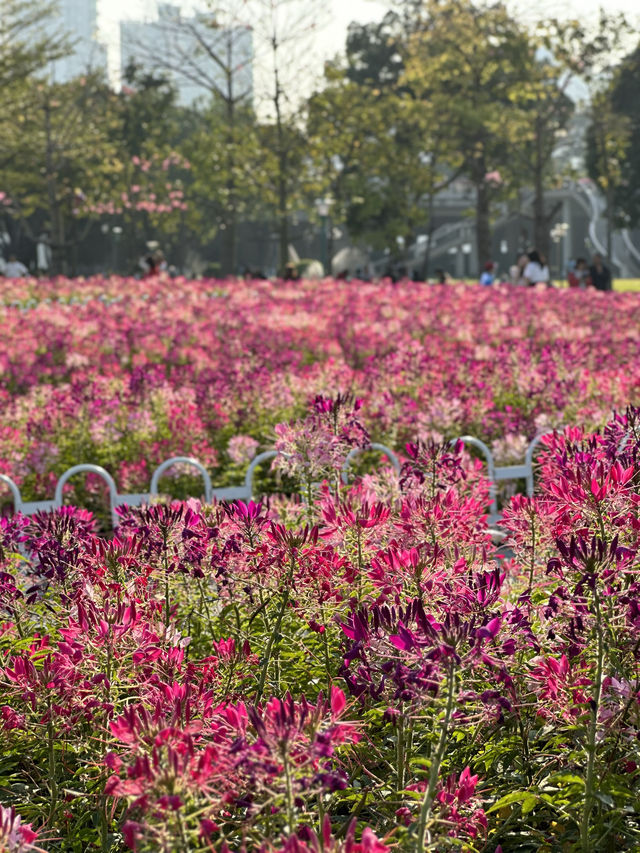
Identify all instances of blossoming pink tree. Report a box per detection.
[81,151,191,270]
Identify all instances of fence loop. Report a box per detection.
[242,450,280,500]
[524,431,555,496]
[54,464,120,527]
[150,457,213,503]
[452,436,498,522]
[0,474,23,514]
[341,443,401,485]
[452,430,555,525]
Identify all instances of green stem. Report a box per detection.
[318,794,325,841]
[255,559,294,703]
[527,516,536,599]
[163,534,170,631]
[198,579,217,641]
[306,479,314,522]
[14,612,25,639]
[100,794,109,853]
[580,587,605,852]
[415,663,456,851]
[164,573,170,630]
[397,709,405,792]
[323,632,331,693]
[518,715,532,786]
[176,809,189,851]
[47,713,57,821]
[283,745,295,831]
[258,589,272,633]
[593,502,607,543]
[320,601,331,695]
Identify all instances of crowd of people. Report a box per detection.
[476,250,613,291]
[0,244,616,291]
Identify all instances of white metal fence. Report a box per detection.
[0,433,562,529]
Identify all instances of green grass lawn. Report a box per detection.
[554,279,640,291]
[460,278,640,290]
[544,279,640,291]
[614,279,640,291]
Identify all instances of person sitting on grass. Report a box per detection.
[3,254,29,278]
[568,258,588,289]
[480,261,495,286]
[522,250,550,287]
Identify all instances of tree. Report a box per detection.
[306,65,386,261]
[122,0,326,275]
[505,12,629,259]
[97,63,196,269]
[82,149,192,272]
[118,62,181,158]
[0,0,68,106]
[345,11,407,88]
[306,11,465,271]
[123,1,254,274]
[505,54,575,259]
[185,100,261,267]
[342,91,462,266]
[2,73,120,273]
[251,0,327,274]
[402,0,529,266]
[586,86,631,261]
[0,0,70,184]
[587,41,640,232]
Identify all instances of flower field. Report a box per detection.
[1,277,640,851]
[1,277,640,507]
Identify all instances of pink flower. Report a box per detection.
[0,805,39,850]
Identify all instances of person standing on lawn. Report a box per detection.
[589,253,612,291]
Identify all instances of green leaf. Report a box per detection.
[486,790,536,814]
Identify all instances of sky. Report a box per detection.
[97,0,637,93]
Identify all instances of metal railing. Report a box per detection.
[0,444,401,527]
[452,432,554,526]
[3,429,634,540]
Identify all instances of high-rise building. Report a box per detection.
[46,0,108,82]
[120,4,253,108]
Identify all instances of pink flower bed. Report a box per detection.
[1,278,640,850]
[1,277,638,506]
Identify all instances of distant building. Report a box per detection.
[120,4,253,108]
[46,0,107,82]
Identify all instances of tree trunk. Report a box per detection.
[476,181,491,271]
[70,219,78,277]
[44,100,66,275]
[221,65,238,277]
[278,163,288,274]
[327,221,335,273]
[273,59,289,275]
[606,182,614,269]
[532,114,550,260]
[420,191,436,280]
